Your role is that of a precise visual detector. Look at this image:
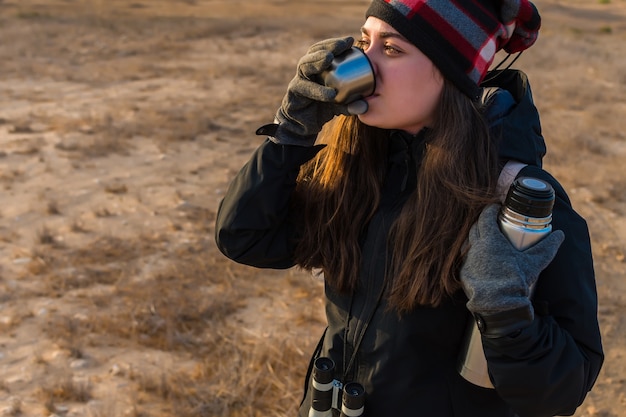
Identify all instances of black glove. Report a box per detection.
[261,36,367,146]
[460,204,565,338]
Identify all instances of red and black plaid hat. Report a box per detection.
[366,0,541,100]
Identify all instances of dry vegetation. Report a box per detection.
[4,173,330,414]
[6,205,325,417]
[0,0,625,416]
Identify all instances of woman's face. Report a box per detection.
[357,17,444,135]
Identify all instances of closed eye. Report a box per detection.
[355,38,369,50]
[384,43,402,55]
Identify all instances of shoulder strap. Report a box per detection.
[300,327,328,407]
[497,160,528,203]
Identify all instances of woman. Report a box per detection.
[215,1,603,416]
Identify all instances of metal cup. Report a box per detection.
[321,47,375,104]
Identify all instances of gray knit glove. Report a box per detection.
[260,36,367,146]
[460,204,565,338]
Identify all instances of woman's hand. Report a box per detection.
[266,36,366,146]
[460,204,564,338]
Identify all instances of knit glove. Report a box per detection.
[258,36,368,146]
[460,204,565,338]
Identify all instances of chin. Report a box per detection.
[357,111,376,125]
[357,112,389,130]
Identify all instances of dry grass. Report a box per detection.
[38,374,93,404]
[36,225,58,246]
[21,213,320,416]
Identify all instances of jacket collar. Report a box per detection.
[481,69,547,168]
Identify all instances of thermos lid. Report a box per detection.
[505,177,555,218]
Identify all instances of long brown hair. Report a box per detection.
[293,80,500,313]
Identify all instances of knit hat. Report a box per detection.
[366,0,541,100]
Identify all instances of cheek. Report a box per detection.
[393,71,441,116]
[358,61,442,131]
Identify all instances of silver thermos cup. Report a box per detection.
[321,47,375,104]
[458,177,555,388]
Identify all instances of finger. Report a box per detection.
[477,204,501,235]
[298,50,334,78]
[525,230,565,258]
[307,36,354,56]
[522,230,565,276]
[289,77,337,102]
[346,100,368,115]
[468,222,481,244]
[482,204,501,221]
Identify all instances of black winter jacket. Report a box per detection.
[215,70,603,417]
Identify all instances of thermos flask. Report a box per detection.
[458,177,555,388]
[498,177,555,251]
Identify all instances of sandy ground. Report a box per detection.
[0,0,625,416]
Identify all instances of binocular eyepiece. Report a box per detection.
[340,382,366,417]
[309,357,365,417]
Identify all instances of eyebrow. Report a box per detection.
[360,26,408,42]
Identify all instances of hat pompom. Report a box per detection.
[498,0,541,53]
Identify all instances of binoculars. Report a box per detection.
[309,357,366,417]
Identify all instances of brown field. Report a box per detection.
[0,0,624,416]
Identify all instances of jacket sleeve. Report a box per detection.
[483,166,604,417]
[215,138,322,269]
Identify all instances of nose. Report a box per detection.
[363,48,378,81]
